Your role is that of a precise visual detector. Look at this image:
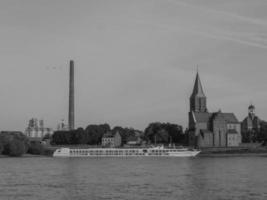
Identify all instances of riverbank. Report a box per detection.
[199,153,267,157]
[0,154,45,158]
[3,145,267,158]
[46,145,267,157]
[198,146,267,157]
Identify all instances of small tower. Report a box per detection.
[190,72,207,112]
[248,104,255,119]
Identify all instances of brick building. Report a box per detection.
[188,72,241,148]
[101,131,122,148]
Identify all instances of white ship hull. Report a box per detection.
[53,147,200,157]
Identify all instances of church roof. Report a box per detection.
[127,135,139,142]
[222,113,239,123]
[193,112,211,123]
[242,114,261,124]
[103,131,121,138]
[102,132,114,138]
[227,129,238,134]
[190,72,206,98]
[193,112,239,123]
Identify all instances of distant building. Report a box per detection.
[25,118,53,139]
[242,104,261,131]
[102,131,122,148]
[1,131,25,137]
[126,135,141,146]
[57,119,69,131]
[188,72,241,148]
[241,104,262,142]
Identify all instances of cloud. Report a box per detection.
[169,0,267,26]
[164,0,267,49]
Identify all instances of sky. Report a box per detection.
[0,0,267,131]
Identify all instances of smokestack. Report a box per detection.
[68,60,75,130]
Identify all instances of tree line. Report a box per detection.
[0,122,185,157]
[0,131,53,157]
[51,122,185,146]
[52,124,111,145]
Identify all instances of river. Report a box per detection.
[0,156,266,200]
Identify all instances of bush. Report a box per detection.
[0,131,29,157]
[0,142,3,154]
[28,142,45,155]
[8,139,27,157]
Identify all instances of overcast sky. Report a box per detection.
[0,0,267,131]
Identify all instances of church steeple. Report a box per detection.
[190,72,207,112]
[191,72,205,98]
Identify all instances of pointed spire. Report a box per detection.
[191,72,206,98]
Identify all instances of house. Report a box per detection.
[126,135,141,146]
[102,131,122,148]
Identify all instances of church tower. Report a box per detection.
[190,72,207,112]
[248,104,255,119]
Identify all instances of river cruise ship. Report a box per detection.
[53,146,200,157]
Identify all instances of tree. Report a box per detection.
[72,128,86,144]
[0,132,29,157]
[8,139,27,157]
[260,121,267,145]
[28,142,45,155]
[145,123,168,144]
[163,123,184,143]
[144,122,184,144]
[52,124,112,145]
[0,141,3,154]
[112,127,134,144]
[85,124,111,145]
[42,133,51,140]
[111,126,142,145]
[52,131,73,145]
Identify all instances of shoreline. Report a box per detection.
[0,154,46,158]
[2,146,267,158]
[198,152,267,157]
[1,153,267,158]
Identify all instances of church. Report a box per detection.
[188,72,242,148]
[241,104,262,142]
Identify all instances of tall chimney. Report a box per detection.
[68,60,75,130]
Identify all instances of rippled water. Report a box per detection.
[0,156,267,200]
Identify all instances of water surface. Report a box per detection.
[0,156,267,200]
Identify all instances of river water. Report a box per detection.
[0,156,267,200]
